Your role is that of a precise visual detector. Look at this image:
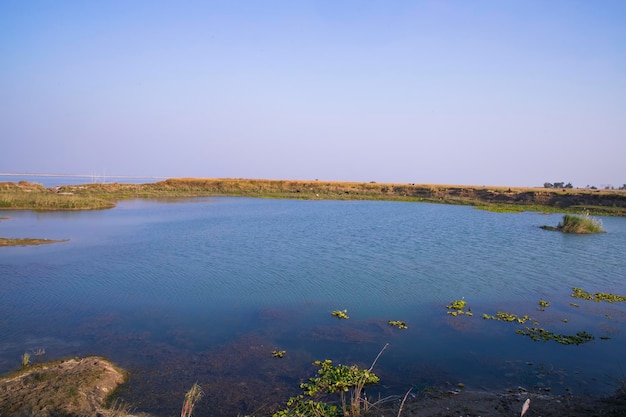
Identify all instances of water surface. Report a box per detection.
[1,198,625,416]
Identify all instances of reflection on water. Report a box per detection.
[1,198,625,416]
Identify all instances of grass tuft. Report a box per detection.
[557,214,604,234]
[181,382,203,417]
[541,214,604,234]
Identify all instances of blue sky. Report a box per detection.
[1,1,624,187]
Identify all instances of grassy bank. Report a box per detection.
[1,178,626,216]
[0,238,68,246]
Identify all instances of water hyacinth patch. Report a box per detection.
[571,287,626,303]
[331,309,350,320]
[388,320,408,329]
[515,327,594,345]
[446,299,473,316]
[482,312,533,324]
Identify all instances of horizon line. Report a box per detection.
[0,172,168,179]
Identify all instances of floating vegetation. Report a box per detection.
[571,287,626,303]
[483,312,532,324]
[600,336,611,340]
[515,327,594,345]
[388,320,408,329]
[331,309,349,320]
[446,299,472,316]
[272,350,286,358]
[570,303,579,308]
[537,299,551,311]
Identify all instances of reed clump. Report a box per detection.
[181,382,203,417]
[557,214,604,234]
[541,214,604,234]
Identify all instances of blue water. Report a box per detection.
[1,198,625,416]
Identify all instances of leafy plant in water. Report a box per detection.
[273,344,388,417]
[482,312,533,324]
[571,287,626,303]
[388,320,408,329]
[515,327,595,345]
[537,299,551,311]
[331,309,349,320]
[272,350,286,358]
[446,299,472,316]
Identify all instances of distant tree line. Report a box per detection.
[544,182,573,189]
[543,182,626,190]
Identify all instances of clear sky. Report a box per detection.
[1,1,624,187]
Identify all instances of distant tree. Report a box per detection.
[565,182,573,189]
[553,182,565,188]
[590,186,598,190]
[620,184,626,190]
[544,182,553,188]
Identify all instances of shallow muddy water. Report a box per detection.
[1,197,625,416]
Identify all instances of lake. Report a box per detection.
[1,197,625,416]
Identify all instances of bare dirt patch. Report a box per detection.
[0,356,130,416]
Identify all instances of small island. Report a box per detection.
[541,214,605,234]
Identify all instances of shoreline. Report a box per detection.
[1,356,624,417]
[1,177,625,215]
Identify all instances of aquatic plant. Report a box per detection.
[541,214,604,234]
[571,287,626,303]
[515,327,594,345]
[181,382,203,417]
[446,299,473,316]
[387,320,408,329]
[537,299,551,311]
[274,344,388,417]
[272,350,286,358]
[482,312,532,324]
[331,309,349,320]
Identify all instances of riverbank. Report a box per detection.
[2,178,626,215]
[1,356,624,416]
